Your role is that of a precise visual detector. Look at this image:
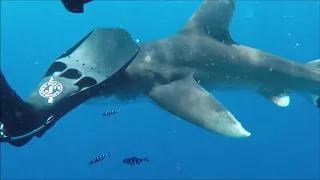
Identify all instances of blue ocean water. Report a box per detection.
[1,1,319,179]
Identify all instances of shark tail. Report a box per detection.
[303,59,320,108]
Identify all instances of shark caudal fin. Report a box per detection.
[303,59,320,108]
[257,59,320,108]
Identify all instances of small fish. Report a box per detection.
[122,157,149,166]
[89,152,111,165]
[102,109,121,116]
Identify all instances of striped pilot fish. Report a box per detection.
[102,109,121,116]
[122,157,149,166]
[89,152,111,165]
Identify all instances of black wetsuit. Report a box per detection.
[0,71,43,138]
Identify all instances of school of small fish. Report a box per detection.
[88,109,150,166]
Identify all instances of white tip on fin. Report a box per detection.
[236,124,251,138]
[221,112,251,138]
[227,123,251,138]
[270,94,290,107]
[257,86,290,107]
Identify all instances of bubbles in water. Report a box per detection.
[136,39,140,43]
[145,55,151,63]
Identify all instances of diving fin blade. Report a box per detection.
[24,28,139,138]
[148,73,251,138]
[61,0,93,13]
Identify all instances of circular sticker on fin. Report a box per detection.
[39,77,63,104]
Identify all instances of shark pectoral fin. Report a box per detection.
[148,73,251,138]
[257,87,290,107]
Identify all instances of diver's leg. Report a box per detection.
[0,71,42,146]
[1,28,139,147]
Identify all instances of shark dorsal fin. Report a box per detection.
[179,0,237,45]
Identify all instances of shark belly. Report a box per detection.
[195,72,262,93]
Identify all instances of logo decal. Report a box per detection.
[39,77,63,104]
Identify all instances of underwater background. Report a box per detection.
[1,1,319,179]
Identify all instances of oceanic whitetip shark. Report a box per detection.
[87,0,320,138]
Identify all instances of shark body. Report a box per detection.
[88,0,320,138]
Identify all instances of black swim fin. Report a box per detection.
[61,0,93,13]
[3,28,139,146]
